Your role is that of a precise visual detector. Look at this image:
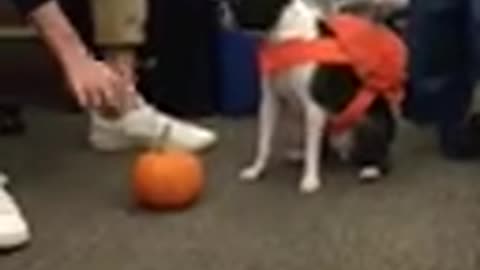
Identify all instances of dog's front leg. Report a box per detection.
[299,102,328,194]
[240,79,278,182]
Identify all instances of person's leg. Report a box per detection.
[90,0,145,83]
[0,173,30,249]
[88,0,217,152]
[470,0,480,79]
[404,0,479,159]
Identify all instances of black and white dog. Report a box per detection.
[230,0,408,193]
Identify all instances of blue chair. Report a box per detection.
[216,30,260,117]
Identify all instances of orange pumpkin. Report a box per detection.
[132,149,205,210]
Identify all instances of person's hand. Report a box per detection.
[103,48,141,111]
[63,54,135,109]
[25,1,134,110]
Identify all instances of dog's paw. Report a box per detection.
[299,176,322,194]
[358,166,382,183]
[239,166,263,182]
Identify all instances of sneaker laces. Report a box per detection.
[122,105,168,139]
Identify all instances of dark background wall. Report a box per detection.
[0,1,22,25]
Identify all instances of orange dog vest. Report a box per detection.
[259,14,407,134]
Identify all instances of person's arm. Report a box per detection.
[26,2,90,70]
[10,0,131,109]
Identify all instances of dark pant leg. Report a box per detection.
[470,0,480,77]
[404,0,475,126]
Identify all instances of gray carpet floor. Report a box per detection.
[1,108,480,270]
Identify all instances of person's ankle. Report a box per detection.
[100,48,141,116]
[103,47,137,83]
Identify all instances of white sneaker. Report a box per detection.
[0,173,30,249]
[88,101,218,152]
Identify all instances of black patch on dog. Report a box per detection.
[309,65,396,177]
[309,65,361,114]
[309,1,401,177]
[350,98,396,176]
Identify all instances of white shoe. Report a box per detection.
[88,101,218,152]
[0,173,30,250]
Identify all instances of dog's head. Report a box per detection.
[228,0,326,40]
[227,0,408,39]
